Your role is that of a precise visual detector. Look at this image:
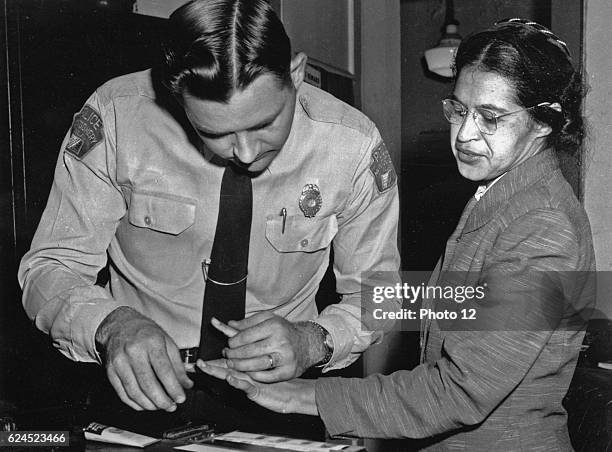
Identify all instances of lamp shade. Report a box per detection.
[425,23,461,78]
[424,46,457,78]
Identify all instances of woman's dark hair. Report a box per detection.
[161,0,292,102]
[453,19,586,158]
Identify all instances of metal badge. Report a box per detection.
[299,183,322,218]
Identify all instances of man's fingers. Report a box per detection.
[223,340,272,360]
[226,353,281,372]
[226,324,273,349]
[107,367,144,411]
[166,342,194,390]
[211,317,238,338]
[227,312,274,330]
[128,350,176,411]
[149,348,187,407]
[109,359,157,411]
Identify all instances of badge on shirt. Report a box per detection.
[299,183,322,218]
[65,105,104,159]
[369,142,397,193]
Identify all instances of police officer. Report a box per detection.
[18,0,400,434]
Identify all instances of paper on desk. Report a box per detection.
[210,431,350,451]
[84,422,159,447]
[175,444,237,452]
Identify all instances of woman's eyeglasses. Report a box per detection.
[441,99,552,135]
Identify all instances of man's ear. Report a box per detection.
[290,52,308,89]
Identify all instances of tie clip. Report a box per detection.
[201,259,248,286]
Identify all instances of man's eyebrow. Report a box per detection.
[195,128,228,138]
[246,118,274,131]
[196,113,277,137]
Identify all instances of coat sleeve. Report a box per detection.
[18,91,128,363]
[315,128,402,371]
[315,208,587,438]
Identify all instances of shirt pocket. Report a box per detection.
[265,214,338,253]
[128,190,196,235]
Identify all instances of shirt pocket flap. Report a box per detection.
[128,191,196,235]
[266,214,338,253]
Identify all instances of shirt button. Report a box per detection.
[144,216,152,225]
[300,239,309,247]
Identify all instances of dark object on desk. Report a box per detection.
[162,421,215,441]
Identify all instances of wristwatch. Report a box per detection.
[308,321,334,366]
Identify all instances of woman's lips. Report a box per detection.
[456,147,484,163]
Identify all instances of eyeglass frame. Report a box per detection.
[441,98,552,135]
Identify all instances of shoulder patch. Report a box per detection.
[65,105,104,159]
[369,142,397,193]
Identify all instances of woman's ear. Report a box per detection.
[290,52,308,89]
[535,102,562,138]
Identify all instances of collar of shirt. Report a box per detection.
[474,173,506,201]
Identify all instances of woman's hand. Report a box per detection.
[196,359,318,416]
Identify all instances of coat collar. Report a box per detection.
[462,148,561,233]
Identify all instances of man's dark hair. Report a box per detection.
[161,0,292,102]
[454,19,586,159]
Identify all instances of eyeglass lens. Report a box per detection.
[442,100,498,135]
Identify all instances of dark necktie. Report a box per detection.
[198,163,252,361]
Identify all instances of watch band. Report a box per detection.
[307,320,334,366]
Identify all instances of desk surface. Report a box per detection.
[79,430,365,452]
[84,438,365,452]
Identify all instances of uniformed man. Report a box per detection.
[18,0,400,436]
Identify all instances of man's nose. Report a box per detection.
[233,133,259,164]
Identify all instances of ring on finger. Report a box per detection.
[267,354,275,369]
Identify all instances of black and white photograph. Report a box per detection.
[1,1,611,451]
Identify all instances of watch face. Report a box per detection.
[324,333,334,351]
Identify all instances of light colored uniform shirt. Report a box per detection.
[18,70,401,371]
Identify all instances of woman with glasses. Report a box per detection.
[199,19,594,450]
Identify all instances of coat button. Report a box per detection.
[300,239,309,247]
[144,216,152,225]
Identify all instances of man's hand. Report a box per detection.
[196,360,318,416]
[95,306,194,411]
[209,313,328,382]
